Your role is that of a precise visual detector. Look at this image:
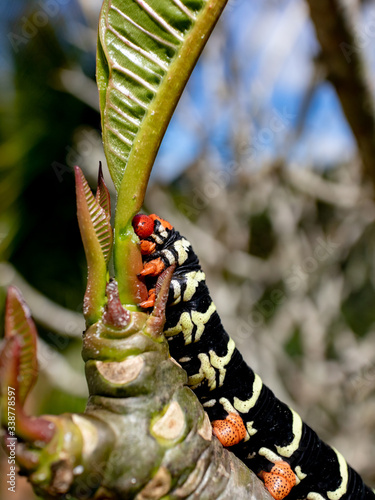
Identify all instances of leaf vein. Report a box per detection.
[108,103,141,127]
[108,24,169,71]
[110,4,178,49]
[111,82,149,110]
[132,0,185,41]
[112,62,159,93]
[171,0,197,20]
[107,125,134,147]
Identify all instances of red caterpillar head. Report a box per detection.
[132,214,155,238]
[132,214,173,238]
[132,214,173,255]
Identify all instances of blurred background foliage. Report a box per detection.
[1,0,375,498]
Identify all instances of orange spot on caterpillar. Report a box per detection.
[140,240,156,255]
[139,288,156,308]
[259,461,296,500]
[139,257,165,277]
[211,413,247,447]
[150,214,173,230]
[132,214,155,238]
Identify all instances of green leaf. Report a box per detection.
[97,0,228,304]
[98,0,228,199]
[75,166,113,324]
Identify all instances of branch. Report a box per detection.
[306,0,375,188]
[1,284,272,500]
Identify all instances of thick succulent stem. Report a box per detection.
[2,282,272,499]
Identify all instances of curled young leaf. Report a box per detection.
[4,286,38,405]
[75,166,113,323]
[0,287,55,444]
[96,161,112,220]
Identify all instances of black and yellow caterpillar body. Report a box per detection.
[133,213,375,500]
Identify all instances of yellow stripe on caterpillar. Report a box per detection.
[259,447,283,464]
[233,373,263,414]
[183,271,206,302]
[210,338,236,386]
[170,271,205,306]
[164,301,216,344]
[153,234,164,245]
[188,353,215,389]
[188,338,236,390]
[294,465,307,482]
[327,449,348,500]
[202,399,216,408]
[246,421,258,437]
[170,280,181,305]
[219,397,237,414]
[275,408,303,458]
[174,238,191,266]
[162,249,176,265]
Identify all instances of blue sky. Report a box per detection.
[153,0,375,181]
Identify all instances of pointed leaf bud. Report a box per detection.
[75,166,113,324]
[145,265,175,339]
[102,279,130,329]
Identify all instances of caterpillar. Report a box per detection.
[132,213,375,500]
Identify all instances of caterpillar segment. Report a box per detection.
[259,462,297,500]
[212,412,247,447]
[132,213,375,500]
